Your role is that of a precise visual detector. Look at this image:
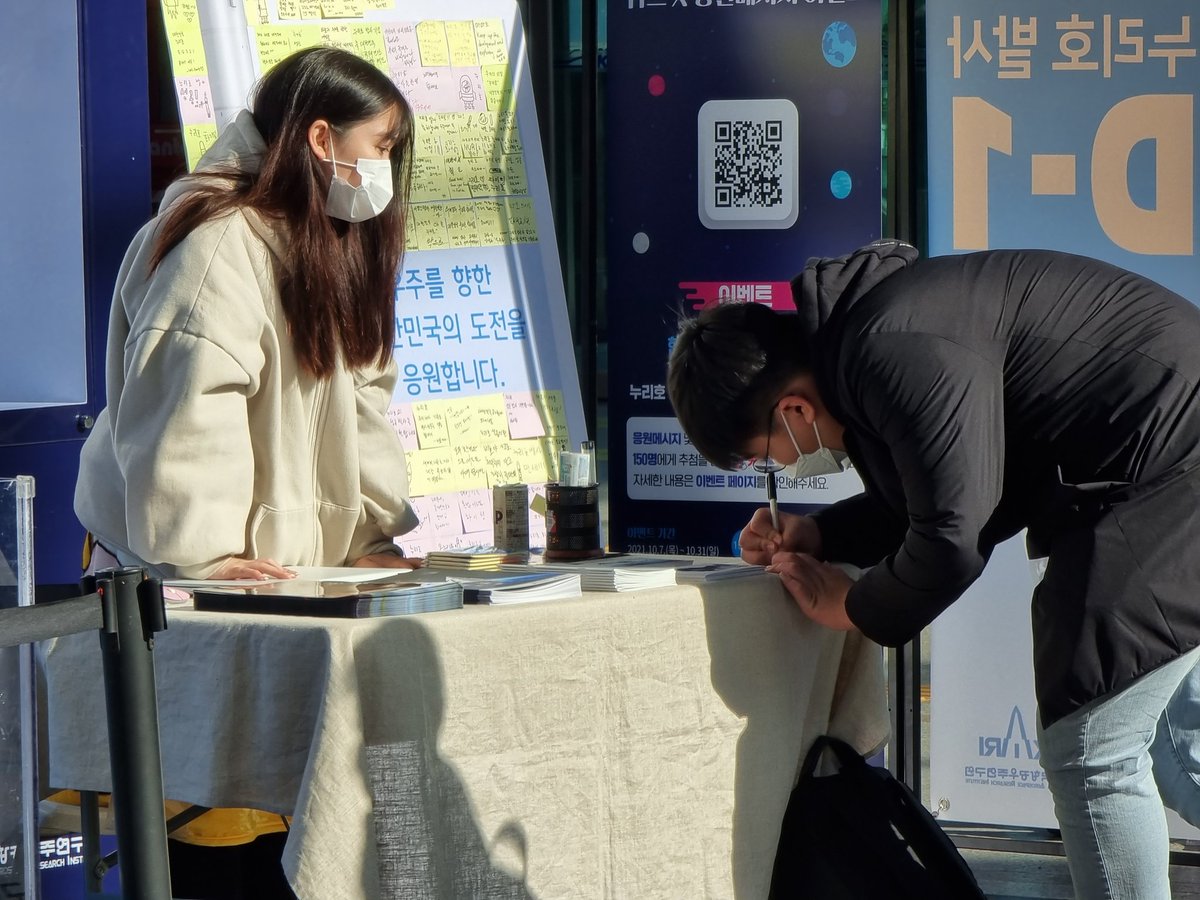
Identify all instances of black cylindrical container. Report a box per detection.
[543,483,603,559]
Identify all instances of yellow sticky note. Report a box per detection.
[414,120,443,159]
[412,402,449,449]
[443,398,485,448]
[474,199,507,247]
[322,0,365,17]
[407,448,456,496]
[243,0,269,26]
[445,21,478,67]
[513,439,550,484]
[161,0,200,29]
[444,159,472,201]
[458,134,492,163]
[484,441,523,486]
[291,25,324,53]
[410,156,451,204]
[453,444,491,491]
[320,23,356,54]
[473,19,508,66]
[182,124,218,171]
[443,202,478,250]
[500,154,528,195]
[495,109,522,153]
[416,21,450,67]
[529,490,548,516]
[164,20,207,77]
[351,23,388,72]
[300,0,323,18]
[255,27,296,72]
[412,204,449,251]
[482,64,514,113]
[506,197,539,244]
[534,391,568,435]
[276,0,302,20]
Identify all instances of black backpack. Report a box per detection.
[769,735,986,899]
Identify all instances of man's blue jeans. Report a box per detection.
[1038,647,1200,899]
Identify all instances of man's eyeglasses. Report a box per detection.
[734,411,782,531]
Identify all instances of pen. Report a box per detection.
[767,468,780,533]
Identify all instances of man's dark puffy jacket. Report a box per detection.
[796,242,1200,725]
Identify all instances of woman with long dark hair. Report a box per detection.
[76,46,421,580]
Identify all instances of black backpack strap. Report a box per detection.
[799,734,869,780]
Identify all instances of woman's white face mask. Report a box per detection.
[324,139,394,223]
[777,409,851,479]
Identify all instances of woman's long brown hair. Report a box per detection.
[150,47,413,378]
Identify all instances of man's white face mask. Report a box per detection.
[778,408,851,479]
[324,140,394,223]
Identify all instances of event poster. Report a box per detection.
[159,0,587,553]
[606,0,882,556]
[924,0,1200,834]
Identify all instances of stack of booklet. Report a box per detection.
[191,578,464,618]
[507,555,693,592]
[673,562,767,583]
[425,546,531,571]
[446,571,582,605]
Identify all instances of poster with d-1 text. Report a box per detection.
[924,0,1200,837]
[606,0,882,557]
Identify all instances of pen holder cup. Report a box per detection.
[543,482,604,560]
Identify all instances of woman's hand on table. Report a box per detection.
[738,509,822,565]
[208,557,296,580]
[767,551,856,631]
[352,552,425,570]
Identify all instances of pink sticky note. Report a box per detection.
[505,392,545,439]
[175,76,215,125]
[458,487,492,534]
[387,404,419,451]
[429,492,461,535]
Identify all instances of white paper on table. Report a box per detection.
[166,567,411,590]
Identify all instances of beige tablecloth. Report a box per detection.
[41,575,888,899]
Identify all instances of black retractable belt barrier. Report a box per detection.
[3,567,172,899]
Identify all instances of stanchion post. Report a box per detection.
[94,566,172,899]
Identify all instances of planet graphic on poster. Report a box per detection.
[830,170,852,199]
[822,21,857,68]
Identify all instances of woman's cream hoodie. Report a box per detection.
[75,111,418,579]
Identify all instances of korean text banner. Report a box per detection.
[606,0,883,557]
[924,0,1199,836]
[159,0,585,554]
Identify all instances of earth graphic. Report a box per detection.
[822,21,857,68]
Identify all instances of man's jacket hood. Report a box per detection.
[791,239,920,340]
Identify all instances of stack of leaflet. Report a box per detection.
[512,556,693,592]
[448,571,582,605]
[191,578,463,618]
[674,562,767,584]
[425,546,530,571]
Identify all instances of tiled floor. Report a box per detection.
[960,844,1200,898]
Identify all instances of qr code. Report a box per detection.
[713,120,785,208]
[697,99,798,230]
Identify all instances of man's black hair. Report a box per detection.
[666,302,811,469]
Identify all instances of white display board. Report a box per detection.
[160,0,586,552]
